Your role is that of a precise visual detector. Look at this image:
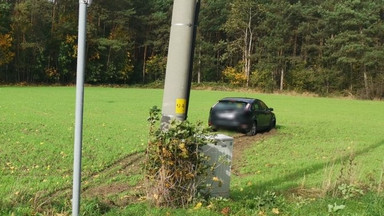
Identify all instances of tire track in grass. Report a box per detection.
[78,129,278,200]
[81,151,146,207]
[37,150,145,210]
[37,130,277,211]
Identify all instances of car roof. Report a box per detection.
[219,97,256,104]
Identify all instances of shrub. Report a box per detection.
[145,106,214,208]
[222,66,246,86]
[249,69,275,92]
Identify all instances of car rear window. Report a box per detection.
[214,101,247,110]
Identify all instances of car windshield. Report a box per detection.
[214,101,247,111]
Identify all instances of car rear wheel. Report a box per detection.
[246,122,257,136]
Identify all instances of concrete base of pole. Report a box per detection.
[201,134,234,198]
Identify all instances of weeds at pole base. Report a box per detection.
[145,106,215,208]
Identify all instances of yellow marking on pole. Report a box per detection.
[175,98,186,114]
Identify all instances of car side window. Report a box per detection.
[252,102,259,111]
[259,101,268,110]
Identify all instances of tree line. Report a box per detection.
[1,0,384,98]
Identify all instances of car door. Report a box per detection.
[253,101,266,128]
[255,100,270,128]
[251,102,261,125]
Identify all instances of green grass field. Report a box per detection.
[1,86,383,215]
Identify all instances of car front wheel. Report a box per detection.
[246,122,257,136]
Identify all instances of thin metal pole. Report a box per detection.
[72,1,88,215]
[161,0,198,124]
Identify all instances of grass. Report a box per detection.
[1,86,383,215]
[236,95,384,188]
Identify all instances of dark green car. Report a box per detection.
[208,97,276,136]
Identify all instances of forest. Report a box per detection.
[1,0,384,99]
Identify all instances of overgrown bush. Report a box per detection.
[222,66,246,86]
[144,106,214,208]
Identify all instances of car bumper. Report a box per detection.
[209,119,252,131]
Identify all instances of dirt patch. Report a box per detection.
[84,183,134,197]
[83,183,144,207]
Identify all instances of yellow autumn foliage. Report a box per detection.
[0,33,15,65]
[222,66,246,86]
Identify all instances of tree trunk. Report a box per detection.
[363,67,369,98]
[280,68,284,91]
[107,47,111,69]
[142,44,147,83]
[5,65,8,82]
[246,30,252,87]
[197,45,201,83]
[245,8,253,87]
[243,26,248,79]
[326,74,329,94]
[293,32,297,56]
[349,63,353,93]
[216,50,220,79]
[51,0,56,33]
[279,48,284,91]
[303,36,308,62]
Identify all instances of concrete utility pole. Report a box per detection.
[161,0,199,124]
[72,0,91,215]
